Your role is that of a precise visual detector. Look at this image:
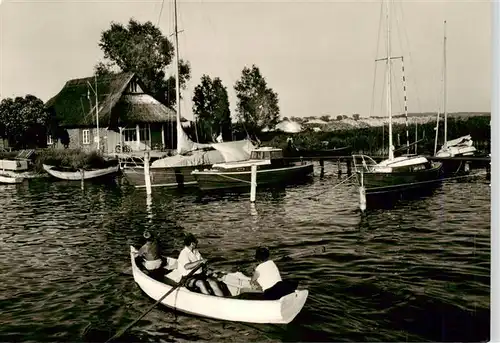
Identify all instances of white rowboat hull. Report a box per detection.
[43,164,119,180]
[130,246,308,324]
[0,174,23,184]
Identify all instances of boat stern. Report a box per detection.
[279,289,309,324]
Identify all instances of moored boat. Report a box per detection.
[0,159,28,184]
[191,147,314,191]
[130,246,308,324]
[43,163,120,181]
[352,0,443,199]
[353,154,442,195]
[121,139,255,188]
[0,173,24,184]
[433,22,477,175]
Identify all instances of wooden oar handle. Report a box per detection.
[106,259,204,343]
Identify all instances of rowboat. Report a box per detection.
[0,173,23,184]
[130,246,308,324]
[43,164,119,181]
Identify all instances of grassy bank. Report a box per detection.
[264,116,490,155]
[0,149,112,174]
[34,149,113,173]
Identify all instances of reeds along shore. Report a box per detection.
[263,116,491,156]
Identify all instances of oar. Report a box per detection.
[105,260,206,343]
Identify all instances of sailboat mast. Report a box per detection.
[443,20,448,147]
[386,0,394,160]
[174,0,182,155]
[95,75,100,152]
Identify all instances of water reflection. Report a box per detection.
[0,162,490,342]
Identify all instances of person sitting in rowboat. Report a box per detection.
[177,233,224,297]
[250,247,298,300]
[137,231,163,271]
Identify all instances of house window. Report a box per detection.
[83,129,90,145]
[123,128,137,142]
[139,127,150,142]
[128,80,140,93]
[47,135,53,145]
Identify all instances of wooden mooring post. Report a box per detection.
[337,159,342,178]
[80,169,85,190]
[250,164,257,203]
[144,151,152,195]
[359,170,366,212]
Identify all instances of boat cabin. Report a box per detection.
[353,154,433,173]
[211,147,287,171]
[250,147,283,161]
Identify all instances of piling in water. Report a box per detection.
[144,152,152,195]
[250,164,257,202]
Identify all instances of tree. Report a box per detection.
[0,95,53,148]
[97,18,191,108]
[352,113,360,121]
[94,61,116,77]
[320,115,331,122]
[192,75,232,142]
[234,65,280,135]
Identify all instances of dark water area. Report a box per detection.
[0,162,490,342]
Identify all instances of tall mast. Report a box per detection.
[95,75,100,152]
[443,20,448,147]
[386,0,394,160]
[174,0,182,155]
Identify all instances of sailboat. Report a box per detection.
[434,20,477,175]
[352,0,442,197]
[121,0,255,189]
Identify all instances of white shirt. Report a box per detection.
[177,246,203,276]
[255,260,282,291]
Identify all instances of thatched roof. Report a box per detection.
[45,72,176,128]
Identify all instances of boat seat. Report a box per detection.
[235,280,299,300]
[135,257,179,286]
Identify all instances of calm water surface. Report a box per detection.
[0,163,490,342]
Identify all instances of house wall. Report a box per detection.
[49,124,172,153]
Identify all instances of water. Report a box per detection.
[0,162,490,342]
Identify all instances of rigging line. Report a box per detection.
[397,1,422,114]
[393,4,409,148]
[434,23,446,154]
[369,0,385,118]
[391,63,403,118]
[199,0,239,128]
[156,0,165,27]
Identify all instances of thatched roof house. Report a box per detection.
[45,72,176,129]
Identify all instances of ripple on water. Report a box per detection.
[0,166,490,342]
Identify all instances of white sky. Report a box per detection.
[0,0,491,120]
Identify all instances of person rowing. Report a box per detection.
[250,247,298,300]
[177,233,224,297]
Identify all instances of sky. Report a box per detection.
[0,0,491,121]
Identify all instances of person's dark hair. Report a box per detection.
[255,247,270,262]
[184,233,198,247]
